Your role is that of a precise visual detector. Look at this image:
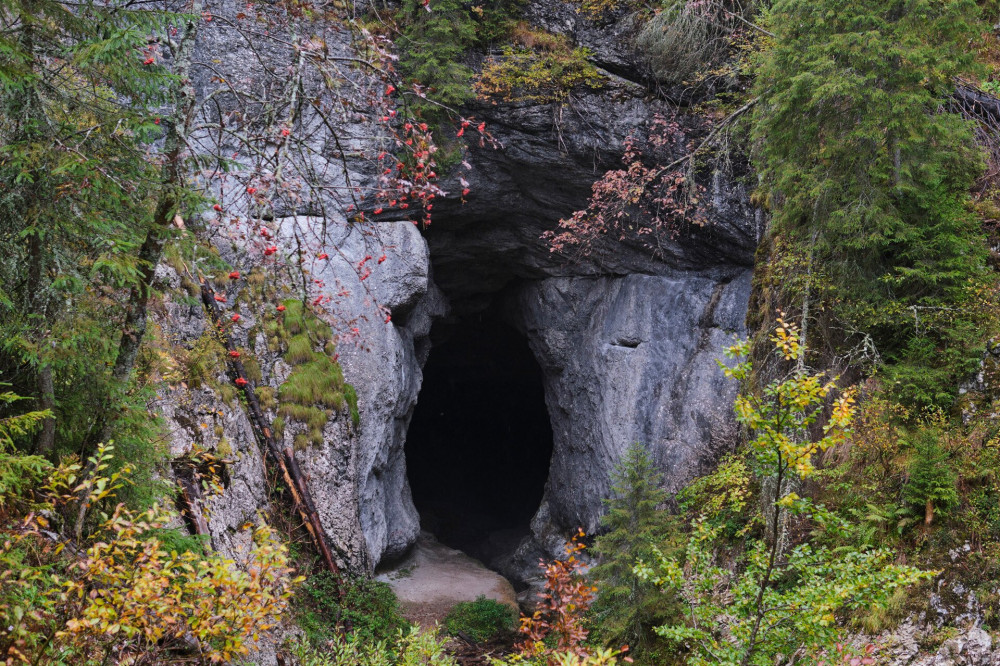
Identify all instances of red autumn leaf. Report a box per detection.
[317,253,329,260]
[214,294,226,302]
[229,350,241,358]
[246,187,256,194]
[213,204,223,212]
[228,271,240,280]
[264,246,277,256]
[377,255,386,264]
[276,304,286,312]
[231,314,241,322]
[235,377,248,387]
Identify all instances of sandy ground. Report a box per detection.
[375,532,519,628]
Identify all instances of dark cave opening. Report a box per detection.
[405,308,553,567]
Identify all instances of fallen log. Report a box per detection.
[199,279,342,579]
[953,81,1000,129]
[175,471,211,538]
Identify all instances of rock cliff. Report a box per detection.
[160,0,760,586]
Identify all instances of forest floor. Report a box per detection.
[375,532,520,664]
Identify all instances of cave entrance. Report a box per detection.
[405,308,553,568]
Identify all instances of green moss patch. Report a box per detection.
[268,299,360,450]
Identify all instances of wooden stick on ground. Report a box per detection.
[199,279,341,578]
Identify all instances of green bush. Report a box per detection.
[443,595,517,642]
[141,527,210,556]
[290,627,457,666]
[902,428,959,525]
[298,573,409,647]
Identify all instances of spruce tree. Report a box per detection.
[398,0,476,114]
[751,0,991,407]
[589,442,674,659]
[0,1,174,455]
[902,429,958,526]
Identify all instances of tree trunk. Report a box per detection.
[925,498,934,526]
[36,364,55,455]
[92,5,200,448]
[74,6,201,542]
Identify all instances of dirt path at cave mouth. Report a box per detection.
[375,532,519,628]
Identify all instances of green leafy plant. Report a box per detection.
[289,626,457,665]
[443,595,516,642]
[635,321,932,665]
[298,572,409,647]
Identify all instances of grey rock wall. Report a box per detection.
[514,270,751,537]
[163,0,762,584]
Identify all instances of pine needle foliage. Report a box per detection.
[901,428,958,525]
[0,0,178,464]
[0,386,51,509]
[751,0,994,408]
[398,0,477,115]
[589,443,676,660]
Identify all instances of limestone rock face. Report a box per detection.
[164,0,761,586]
[514,270,751,537]
[309,218,445,565]
[414,2,758,577]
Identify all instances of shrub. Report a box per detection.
[0,444,299,665]
[635,2,732,87]
[634,323,932,665]
[290,627,457,665]
[519,531,597,660]
[444,595,517,642]
[289,625,630,665]
[475,27,605,104]
[298,572,409,647]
